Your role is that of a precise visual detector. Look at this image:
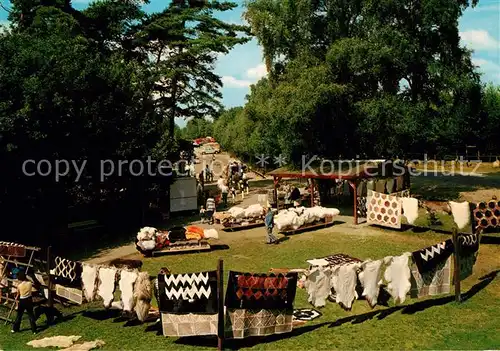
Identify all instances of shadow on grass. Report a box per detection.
[328,269,498,328]
[173,322,330,349]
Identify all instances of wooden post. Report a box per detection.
[310,179,314,207]
[452,228,461,303]
[217,259,224,351]
[350,181,358,225]
[46,246,54,324]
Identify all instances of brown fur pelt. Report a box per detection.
[133,272,152,322]
[108,258,143,270]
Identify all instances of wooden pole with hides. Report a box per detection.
[217,259,224,350]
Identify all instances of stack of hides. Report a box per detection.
[156,271,218,337]
[274,206,340,231]
[136,226,218,254]
[222,204,265,227]
[303,239,473,310]
[225,271,298,339]
[136,227,159,252]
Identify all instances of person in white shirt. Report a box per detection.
[220,184,229,208]
[217,176,225,189]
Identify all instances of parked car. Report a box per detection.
[201,146,220,155]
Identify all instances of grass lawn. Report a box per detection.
[1,173,500,350]
[1,226,499,350]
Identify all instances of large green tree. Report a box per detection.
[221,0,485,164]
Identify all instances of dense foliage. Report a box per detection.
[0,0,248,247]
[214,0,500,164]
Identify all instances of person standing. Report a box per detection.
[205,196,216,225]
[264,207,279,244]
[220,184,229,208]
[11,271,37,334]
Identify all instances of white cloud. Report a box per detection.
[460,30,500,50]
[472,58,500,83]
[221,76,252,88]
[246,63,267,80]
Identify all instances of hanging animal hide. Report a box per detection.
[81,264,99,302]
[119,270,138,312]
[383,253,411,304]
[331,263,360,311]
[401,198,419,225]
[304,267,333,308]
[358,259,384,308]
[449,201,471,230]
[134,272,152,322]
[97,267,117,308]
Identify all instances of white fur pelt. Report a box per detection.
[97,267,117,308]
[134,272,152,322]
[61,340,105,351]
[119,270,138,312]
[383,253,411,304]
[358,259,384,308]
[27,336,82,348]
[82,264,99,302]
[331,263,361,310]
[401,198,419,225]
[449,201,471,230]
[203,229,219,239]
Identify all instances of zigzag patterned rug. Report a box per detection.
[412,239,454,274]
[157,271,218,314]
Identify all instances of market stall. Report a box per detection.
[268,160,411,225]
[135,226,219,256]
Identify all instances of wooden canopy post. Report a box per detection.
[310,178,314,207]
[273,176,281,210]
[349,180,358,225]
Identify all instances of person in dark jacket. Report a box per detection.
[264,207,279,244]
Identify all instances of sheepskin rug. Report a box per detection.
[134,272,152,322]
[27,336,82,348]
[401,198,419,225]
[81,264,98,302]
[119,270,138,312]
[61,340,105,351]
[97,267,117,308]
[358,259,384,308]
[449,201,471,230]
[384,253,411,304]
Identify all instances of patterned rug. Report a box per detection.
[293,308,322,321]
[367,191,402,229]
[161,313,218,337]
[472,200,500,232]
[411,239,454,273]
[225,308,293,339]
[225,271,298,310]
[157,271,218,314]
[0,242,26,257]
[410,257,451,298]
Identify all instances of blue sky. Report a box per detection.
[0,0,498,128]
